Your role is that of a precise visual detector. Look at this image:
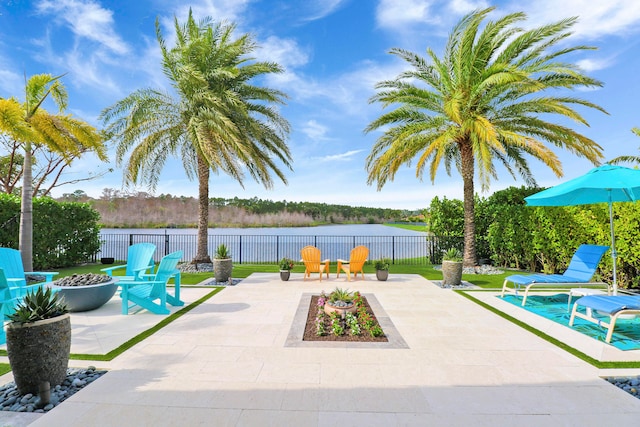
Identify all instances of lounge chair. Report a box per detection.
[0,247,57,298]
[101,243,156,281]
[501,244,610,306]
[300,246,329,281]
[337,245,369,281]
[569,294,640,343]
[119,250,184,315]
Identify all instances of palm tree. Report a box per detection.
[609,128,640,165]
[101,11,291,263]
[365,7,606,266]
[0,74,106,270]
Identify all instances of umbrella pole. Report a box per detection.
[609,200,618,295]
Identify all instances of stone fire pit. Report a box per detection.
[51,274,119,312]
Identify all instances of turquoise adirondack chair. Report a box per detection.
[101,243,156,281]
[119,250,185,315]
[0,247,57,298]
[0,268,21,344]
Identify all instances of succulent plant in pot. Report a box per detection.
[441,248,463,286]
[213,243,233,283]
[6,287,71,396]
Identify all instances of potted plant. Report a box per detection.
[441,248,463,286]
[374,258,390,281]
[323,287,357,316]
[278,257,295,281]
[213,243,233,283]
[6,287,71,396]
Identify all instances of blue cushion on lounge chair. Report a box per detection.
[507,274,585,285]
[574,295,640,315]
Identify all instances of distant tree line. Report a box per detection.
[58,189,414,228]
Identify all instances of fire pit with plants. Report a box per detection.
[304,287,387,342]
[51,273,119,312]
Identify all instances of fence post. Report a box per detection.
[392,236,395,264]
[276,235,279,262]
[239,235,242,264]
[129,234,133,246]
[165,233,170,256]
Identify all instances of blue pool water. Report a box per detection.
[501,293,640,351]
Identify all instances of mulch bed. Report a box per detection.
[303,295,388,342]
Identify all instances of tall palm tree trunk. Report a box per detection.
[19,141,33,271]
[460,142,476,267]
[194,154,212,264]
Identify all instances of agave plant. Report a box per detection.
[329,287,353,304]
[8,287,69,324]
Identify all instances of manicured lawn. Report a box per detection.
[54,262,511,288]
[383,223,427,232]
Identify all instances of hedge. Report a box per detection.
[0,194,101,269]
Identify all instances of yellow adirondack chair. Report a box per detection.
[300,246,329,281]
[337,246,369,281]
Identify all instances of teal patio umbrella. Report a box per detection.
[525,164,640,295]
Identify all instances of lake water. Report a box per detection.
[99,224,432,264]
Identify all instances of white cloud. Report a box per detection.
[318,149,364,162]
[448,0,489,14]
[376,0,435,29]
[36,0,129,54]
[512,0,640,40]
[301,120,330,140]
[576,58,612,72]
[257,36,309,69]
[302,0,348,22]
[0,67,21,96]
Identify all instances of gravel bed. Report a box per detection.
[605,376,640,400]
[433,264,504,275]
[0,367,107,413]
[177,263,241,286]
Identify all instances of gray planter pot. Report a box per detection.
[279,271,291,281]
[6,313,71,395]
[213,258,233,282]
[442,260,463,286]
[376,270,389,281]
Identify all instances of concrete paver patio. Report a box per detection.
[1,273,639,426]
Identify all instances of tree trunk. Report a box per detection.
[19,141,33,271]
[193,154,212,264]
[460,141,476,267]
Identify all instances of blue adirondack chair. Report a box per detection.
[0,247,58,298]
[101,243,156,281]
[119,250,185,315]
[0,268,21,344]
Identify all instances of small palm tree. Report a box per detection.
[0,74,106,270]
[609,128,640,165]
[365,7,606,266]
[101,11,292,263]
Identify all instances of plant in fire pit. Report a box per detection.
[313,289,385,338]
[6,287,71,396]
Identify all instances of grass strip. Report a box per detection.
[457,290,640,369]
[67,287,224,362]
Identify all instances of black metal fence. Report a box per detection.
[98,233,462,265]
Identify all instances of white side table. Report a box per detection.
[567,288,607,315]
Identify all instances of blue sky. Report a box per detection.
[1,0,640,210]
